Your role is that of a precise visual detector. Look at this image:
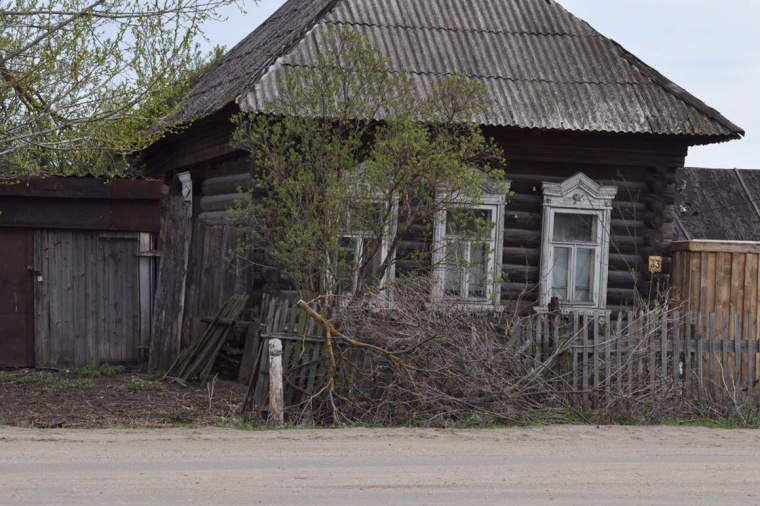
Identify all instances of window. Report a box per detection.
[336,233,387,295]
[432,187,507,305]
[538,173,617,311]
[335,201,396,296]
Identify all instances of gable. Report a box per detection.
[170,0,743,143]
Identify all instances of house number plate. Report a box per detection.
[648,256,663,273]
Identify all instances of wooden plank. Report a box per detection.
[626,311,634,398]
[735,313,742,392]
[696,314,704,402]
[582,314,590,408]
[615,313,623,397]
[237,320,261,385]
[593,315,600,407]
[83,233,97,366]
[690,251,702,316]
[648,312,656,388]
[604,312,611,404]
[33,231,49,366]
[149,185,194,370]
[664,312,672,394]
[722,314,730,397]
[684,313,692,393]
[637,312,645,390]
[749,314,756,399]
[180,220,204,349]
[716,253,732,340]
[572,312,579,399]
[709,314,717,397]
[49,231,63,367]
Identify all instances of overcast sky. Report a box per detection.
[200,0,759,169]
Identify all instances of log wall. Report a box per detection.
[152,123,687,317]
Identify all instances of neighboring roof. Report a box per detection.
[674,168,760,241]
[170,0,743,142]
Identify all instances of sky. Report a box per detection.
[199,0,759,169]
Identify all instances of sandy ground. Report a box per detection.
[1,425,760,505]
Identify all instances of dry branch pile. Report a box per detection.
[292,284,573,426]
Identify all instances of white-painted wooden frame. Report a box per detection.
[537,173,617,312]
[432,185,509,307]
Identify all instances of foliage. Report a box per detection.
[0,0,243,176]
[230,26,506,299]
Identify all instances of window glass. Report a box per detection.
[551,246,570,300]
[467,242,487,298]
[443,241,464,296]
[337,236,358,293]
[575,247,594,302]
[553,213,595,243]
[446,209,491,236]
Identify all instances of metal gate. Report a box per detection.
[0,229,35,367]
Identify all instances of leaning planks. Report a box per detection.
[165,294,248,382]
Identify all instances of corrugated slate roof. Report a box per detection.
[170,0,743,142]
[675,168,760,241]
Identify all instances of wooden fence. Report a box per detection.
[241,299,760,414]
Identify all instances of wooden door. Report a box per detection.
[0,229,34,366]
[34,230,144,367]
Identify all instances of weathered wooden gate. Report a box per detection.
[34,230,155,368]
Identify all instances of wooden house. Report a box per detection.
[144,0,742,362]
[0,176,162,368]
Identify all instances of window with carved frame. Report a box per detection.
[538,173,617,312]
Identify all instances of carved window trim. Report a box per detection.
[537,173,617,312]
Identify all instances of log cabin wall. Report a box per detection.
[489,129,685,313]
[150,119,687,319]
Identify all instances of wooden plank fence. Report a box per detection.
[242,298,760,415]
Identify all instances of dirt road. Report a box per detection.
[1,425,759,505]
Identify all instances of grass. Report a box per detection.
[216,414,269,431]
[128,378,166,393]
[75,364,127,378]
[0,371,53,385]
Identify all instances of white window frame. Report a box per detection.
[537,173,617,312]
[432,188,507,307]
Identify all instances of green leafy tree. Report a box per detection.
[230,27,507,301]
[0,0,243,176]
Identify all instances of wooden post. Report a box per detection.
[268,338,285,426]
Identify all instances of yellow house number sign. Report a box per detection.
[648,256,663,273]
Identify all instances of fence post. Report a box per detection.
[268,338,285,426]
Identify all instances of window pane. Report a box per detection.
[337,236,358,293]
[443,241,465,296]
[467,242,487,298]
[553,213,595,243]
[359,236,383,286]
[551,246,570,300]
[446,209,491,236]
[575,248,594,302]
